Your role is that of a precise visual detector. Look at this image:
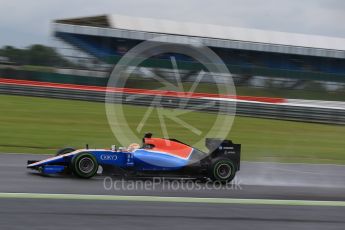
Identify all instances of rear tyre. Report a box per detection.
[209,158,236,183]
[56,147,75,156]
[71,152,98,179]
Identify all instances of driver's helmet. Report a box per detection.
[127,143,140,152]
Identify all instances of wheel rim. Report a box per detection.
[78,157,95,174]
[216,163,232,179]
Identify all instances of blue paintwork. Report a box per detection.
[134,149,187,170]
[89,150,129,167]
[41,165,66,174]
[27,148,192,174]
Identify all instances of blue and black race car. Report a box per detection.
[27,133,241,182]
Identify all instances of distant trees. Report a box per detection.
[0,45,74,67]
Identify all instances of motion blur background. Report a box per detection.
[1,1,345,230]
[0,0,344,163]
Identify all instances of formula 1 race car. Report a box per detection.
[27,133,241,182]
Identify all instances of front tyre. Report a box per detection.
[209,158,236,183]
[56,147,75,156]
[71,152,98,179]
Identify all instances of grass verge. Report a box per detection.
[0,94,344,164]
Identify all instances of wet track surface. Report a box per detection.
[1,199,345,230]
[1,153,345,229]
[1,154,345,200]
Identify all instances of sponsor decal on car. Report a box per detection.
[100,154,118,161]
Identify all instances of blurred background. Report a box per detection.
[0,0,344,164]
[1,1,345,230]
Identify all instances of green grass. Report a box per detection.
[125,78,345,101]
[0,94,345,164]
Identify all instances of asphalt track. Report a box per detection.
[1,153,345,229]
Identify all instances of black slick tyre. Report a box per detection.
[209,158,236,183]
[71,152,98,179]
[56,147,75,156]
